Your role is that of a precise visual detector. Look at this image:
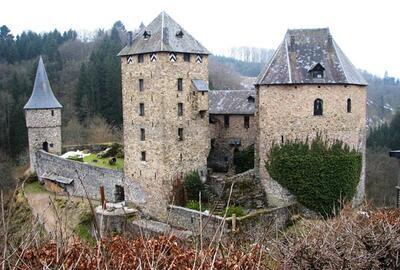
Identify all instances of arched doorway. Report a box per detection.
[42,141,49,152]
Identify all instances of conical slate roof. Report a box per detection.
[256,28,367,86]
[118,11,210,56]
[24,56,62,109]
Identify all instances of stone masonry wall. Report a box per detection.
[35,150,145,205]
[121,52,210,220]
[25,108,62,172]
[210,114,256,150]
[256,84,367,206]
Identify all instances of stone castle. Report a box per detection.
[24,12,367,220]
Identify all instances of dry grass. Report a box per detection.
[2,183,400,269]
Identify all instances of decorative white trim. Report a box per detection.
[169,52,177,62]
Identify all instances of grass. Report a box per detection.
[24,181,46,194]
[83,153,124,170]
[73,212,95,245]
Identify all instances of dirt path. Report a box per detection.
[24,191,65,235]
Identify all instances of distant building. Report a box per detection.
[24,56,62,172]
[118,12,210,219]
[255,28,367,205]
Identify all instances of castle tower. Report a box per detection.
[118,12,210,219]
[24,56,62,172]
[255,28,367,206]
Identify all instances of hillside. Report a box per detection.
[1,21,399,166]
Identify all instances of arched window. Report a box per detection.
[347,98,352,113]
[314,99,323,116]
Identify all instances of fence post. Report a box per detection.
[232,213,237,232]
[100,185,106,209]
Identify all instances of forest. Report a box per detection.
[1,21,400,205]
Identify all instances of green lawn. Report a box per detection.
[24,181,46,193]
[83,153,124,170]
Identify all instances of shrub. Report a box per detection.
[233,145,254,174]
[225,205,245,217]
[266,137,362,216]
[185,200,200,211]
[184,171,204,201]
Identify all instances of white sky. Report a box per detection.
[3,0,400,78]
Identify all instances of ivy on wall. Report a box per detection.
[266,137,362,216]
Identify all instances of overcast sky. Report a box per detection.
[3,0,399,78]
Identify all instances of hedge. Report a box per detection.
[266,137,362,216]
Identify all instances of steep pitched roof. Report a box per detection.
[209,90,256,115]
[24,56,62,110]
[118,11,210,56]
[256,28,367,86]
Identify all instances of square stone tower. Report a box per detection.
[255,28,367,206]
[24,56,63,172]
[118,12,210,219]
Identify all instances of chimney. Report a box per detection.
[128,31,133,46]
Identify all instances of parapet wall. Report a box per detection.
[168,204,295,240]
[34,150,145,205]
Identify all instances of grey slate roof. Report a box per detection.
[24,56,62,109]
[256,28,367,86]
[192,79,209,92]
[118,11,210,56]
[209,90,256,115]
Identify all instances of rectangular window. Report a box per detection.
[139,79,144,91]
[178,128,184,141]
[138,54,144,63]
[177,78,183,91]
[183,53,190,62]
[51,110,54,116]
[244,116,250,128]
[140,128,145,141]
[141,151,146,161]
[224,115,230,128]
[139,103,144,116]
[178,103,183,116]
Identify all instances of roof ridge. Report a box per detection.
[332,40,349,82]
[255,41,283,85]
[160,11,164,51]
[285,35,292,83]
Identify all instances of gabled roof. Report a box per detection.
[256,28,367,86]
[209,90,256,115]
[118,11,210,56]
[24,56,62,110]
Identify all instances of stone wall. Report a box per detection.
[168,204,294,240]
[167,205,228,237]
[25,108,62,172]
[256,84,367,205]
[121,52,210,220]
[207,169,268,209]
[210,114,255,150]
[35,150,145,206]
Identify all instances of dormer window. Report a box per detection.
[309,63,325,79]
[247,96,255,103]
[176,30,184,38]
[143,30,151,40]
